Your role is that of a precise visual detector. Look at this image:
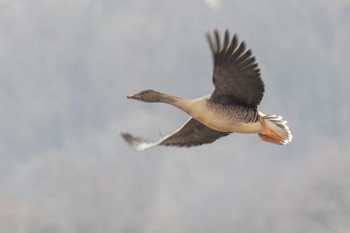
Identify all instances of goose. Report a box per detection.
[122,30,292,151]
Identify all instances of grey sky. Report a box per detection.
[0,0,349,232]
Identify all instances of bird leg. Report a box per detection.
[258,117,284,145]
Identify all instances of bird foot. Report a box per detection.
[258,117,284,145]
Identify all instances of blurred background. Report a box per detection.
[1,0,350,232]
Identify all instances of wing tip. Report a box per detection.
[121,132,157,151]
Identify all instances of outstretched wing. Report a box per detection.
[121,118,230,151]
[207,30,265,108]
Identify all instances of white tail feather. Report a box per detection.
[259,112,293,144]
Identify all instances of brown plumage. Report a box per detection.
[207,30,264,108]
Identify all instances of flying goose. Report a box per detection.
[122,30,292,150]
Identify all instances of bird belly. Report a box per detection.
[183,98,264,134]
[190,105,262,134]
[196,115,263,134]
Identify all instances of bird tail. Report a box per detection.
[258,113,292,145]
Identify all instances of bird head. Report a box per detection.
[127,89,162,102]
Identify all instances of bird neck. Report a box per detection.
[158,93,194,114]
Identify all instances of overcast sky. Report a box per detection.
[0,0,349,232]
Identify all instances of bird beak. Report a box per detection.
[127,93,141,100]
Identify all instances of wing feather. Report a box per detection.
[207,29,265,108]
[122,118,229,151]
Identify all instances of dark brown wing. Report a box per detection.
[207,30,265,108]
[121,118,229,151]
[160,118,230,147]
